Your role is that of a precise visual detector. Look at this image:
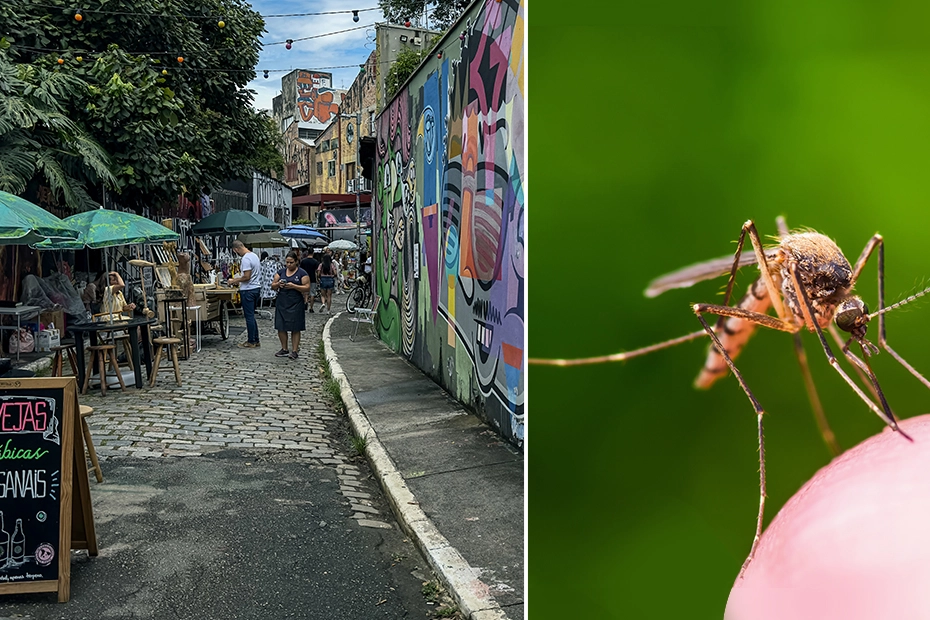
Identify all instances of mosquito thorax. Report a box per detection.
[834,296,870,337]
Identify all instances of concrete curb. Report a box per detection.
[322,314,508,620]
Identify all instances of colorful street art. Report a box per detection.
[374,0,525,447]
[296,71,340,124]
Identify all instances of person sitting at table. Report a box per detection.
[101,271,136,317]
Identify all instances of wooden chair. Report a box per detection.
[150,337,182,387]
[82,344,126,396]
[51,341,79,377]
[79,405,103,483]
[350,294,380,341]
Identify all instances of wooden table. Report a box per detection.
[67,317,156,389]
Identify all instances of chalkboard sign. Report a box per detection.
[0,378,95,602]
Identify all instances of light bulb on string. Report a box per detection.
[404,20,411,27]
[74,9,83,21]
[162,69,168,75]
[285,39,293,50]
[57,57,64,64]
[263,70,269,79]
[352,10,359,22]
[459,32,465,40]
[437,51,442,59]
[218,19,226,28]
[177,56,184,63]
[76,55,83,62]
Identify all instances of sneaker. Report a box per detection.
[289,351,299,360]
[238,342,256,349]
[274,349,290,357]
[309,307,315,313]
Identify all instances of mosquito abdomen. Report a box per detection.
[695,276,772,389]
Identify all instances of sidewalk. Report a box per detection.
[324,311,525,620]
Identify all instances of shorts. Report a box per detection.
[309,282,319,297]
[319,276,335,290]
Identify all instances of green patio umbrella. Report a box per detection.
[35,207,179,249]
[191,209,280,235]
[0,190,81,245]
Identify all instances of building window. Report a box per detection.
[321,141,329,152]
[328,161,336,177]
[316,161,323,176]
[285,163,298,182]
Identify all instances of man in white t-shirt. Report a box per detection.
[229,240,262,347]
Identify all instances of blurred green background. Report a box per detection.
[530,1,930,618]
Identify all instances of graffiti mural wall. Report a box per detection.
[374,0,525,447]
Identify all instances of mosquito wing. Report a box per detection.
[644,249,777,298]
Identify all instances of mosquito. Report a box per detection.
[529,216,930,577]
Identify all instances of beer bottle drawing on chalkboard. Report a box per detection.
[0,512,8,567]
[11,519,24,564]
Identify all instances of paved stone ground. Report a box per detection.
[75,304,393,530]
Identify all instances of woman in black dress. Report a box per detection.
[271,251,310,360]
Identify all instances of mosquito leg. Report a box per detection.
[792,333,840,456]
[871,238,930,390]
[693,304,799,333]
[715,221,753,329]
[777,216,842,455]
[787,260,913,440]
[744,220,788,321]
[528,330,707,366]
[849,233,882,286]
[691,308,766,579]
[775,215,789,237]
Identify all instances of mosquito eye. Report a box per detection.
[835,307,860,332]
[836,310,856,332]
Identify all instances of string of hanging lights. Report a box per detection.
[35,4,380,21]
[13,4,481,77]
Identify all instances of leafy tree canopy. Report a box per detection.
[379,0,466,31]
[385,48,427,100]
[0,0,283,212]
[0,40,117,211]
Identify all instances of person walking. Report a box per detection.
[300,250,320,313]
[363,252,372,292]
[271,251,310,360]
[229,240,262,348]
[317,253,337,313]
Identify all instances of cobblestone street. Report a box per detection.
[78,306,392,529]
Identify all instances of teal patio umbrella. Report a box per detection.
[191,210,279,235]
[35,207,179,249]
[0,190,80,245]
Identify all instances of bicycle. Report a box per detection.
[345,275,371,314]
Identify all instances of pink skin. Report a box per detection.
[727,413,930,619]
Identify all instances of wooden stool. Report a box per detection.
[82,344,126,396]
[79,405,103,483]
[51,342,79,377]
[150,337,182,387]
[113,334,134,370]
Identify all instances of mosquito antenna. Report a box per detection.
[868,284,930,320]
[529,330,707,366]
